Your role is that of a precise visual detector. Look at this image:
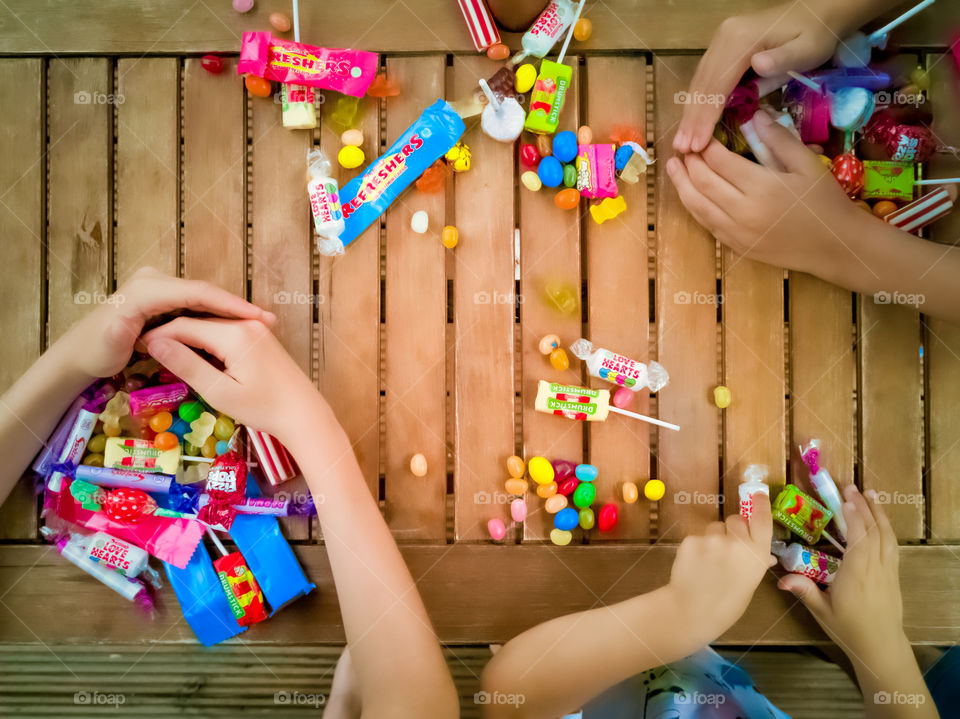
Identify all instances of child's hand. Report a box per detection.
[667,113,865,274]
[64,267,275,380]
[674,1,841,153]
[667,493,776,636]
[778,485,907,661]
[141,317,322,445]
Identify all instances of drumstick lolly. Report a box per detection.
[534,380,680,431]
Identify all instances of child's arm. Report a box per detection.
[675,0,905,153]
[779,485,938,718]
[479,495,775,719]
[0,267,272,506]
[142,318,460,719]
[667,113,960,324]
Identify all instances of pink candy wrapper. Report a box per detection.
[238,32,378,97]
[576,144,618,199]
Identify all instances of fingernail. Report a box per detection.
[666,157,678,174]
[674,131,688,150]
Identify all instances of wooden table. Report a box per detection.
[1,0,959,652]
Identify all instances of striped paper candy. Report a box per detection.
[247,428,300,486]
[456,0,500,52]
[885,187,954,234]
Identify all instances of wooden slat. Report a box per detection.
[520,61,582,541]
[0,1,954,53]
[248,86,312,540]
[926,51,960,540]
[382,56,447,540]
[789,275,856,491]
[452,56,516,541]
[859,299,923,538]
[653,56,720,539]
[181,57,244,296]
[47,58,111,344]
[0,58,43,540]
[583,56,650,539]
[316,94,382,502]
[1,544,958,645]
[115,58,179,281]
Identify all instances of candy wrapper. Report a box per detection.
[307,149,345,256]
[197,451,247,530]
[238,31,378,97]
[569,338,669,392]
[862,160,915,201]
[576,144,618,199]
[864,112,936,163]
[104,437,180,474]
[772,484,833,545]
[166,542,247,645]
[247,428,299,486]
[213,551,268,628]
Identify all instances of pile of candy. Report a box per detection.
[34,356,314,645]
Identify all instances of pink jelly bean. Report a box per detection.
[232,0,255,12]
[613,387,633,409]
[487,518,507,541]
[510,497,527,523]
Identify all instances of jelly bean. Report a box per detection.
[486,43,510,61]
[103,420,122,438]
[554,188,580,210]
[179,401,203,423]
[528,456,555,485]
[201,55,224,75]
[713,385,731,408]
[511,497,527,523]
[622,481,639,503]
[817,154,832,169]
[215,440,230,456]
[213,415,235,441]
[506,455,526,478]
[577,125,593,146]
[552,131,578,163]
[269,11,292,31]
[536,134,552,157]
[170,417,189,439]
[488,518,507,541]
[338,145,365,169]
[516,64,537,93]
[232,0,254,11]
[575,464,597,482]
[87,433,107,454]
[549,347,569,370]
[644,479,666,502]
[82,453,104,467]
[545,494,568,513]
[872,200,897,218]
[578,507,595,529]
[521,170,542,191]
[550,528,573,546]
[613,387,633,409]
[615,144,634,171]
[557,477,579,496]
[597,503,619,532]
[573,18,592,41]
[538,156,563,188]
[148,411,173,433]
[185,442,201,456]
[442,225,459,248]
[410,453,428,477]
[505,478,528,496]
[554,507,579,531]
[201,435,218,459]
[411,210,429,234]
[536,481,558,499]
[572,482,596,508]
[154,431,179,451]
[244,74,272,98]
[562,164,577,188]
[520,143,540,168]
[552,459,577,482]
[544,281,579,315]
[538,334,560,355]
[341,129,364,146]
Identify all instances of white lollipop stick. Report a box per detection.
[292,0,301,42]
[868,0,936,47]
[556,0,586,65]
[915,177,960,185]
[822,529,845,554]
[206,527,229,557]
[608,406,680,432]
[786,70,822,93]
[478,78,501,110]
[182,454,215,463]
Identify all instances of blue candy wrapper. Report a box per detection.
[230,514,315,613]
[326,99,464,253]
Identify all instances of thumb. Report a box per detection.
[751,36,814,77]
[752,111,823,176]
[778,573,831,619]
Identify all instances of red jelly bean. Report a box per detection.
[557,477,579,496]
[520,143,540,168]
[201,55,224,75]
[598,503,619,532]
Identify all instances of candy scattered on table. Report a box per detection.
[554,187,579,210]
[528,456,555,485]
[411,210,429,234]
[269,12,292,32]
[201,55,224,74]
[622,481,639,503]
[507,455,526,478]
[341,129,363,146]
[589,195,626,224]
[521,171,542,192]
[442,225,459,248]
[488,518,507,541]
[338,145,365,169]
[516,64,537,94]
[445,142,472,172]
[365,72,400,98]
[232,0,254,12]
[455,0,500,52]
[612,387,633,408]
[486,43,510,61]
[409,453,428,477]
[643,479,665,502]
[713,385,732,408]
[244,74,272,98]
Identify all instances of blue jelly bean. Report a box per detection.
[554,506,579,531]
[575,463,598,482]
[170,417,189,439]
[552,131,578,163]
[215,440,230,456]
[538,156,564,188]
[615,144,634,170]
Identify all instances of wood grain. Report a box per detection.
[654,56,721,539]
[583,56,651,539]
[382,57,447,540]
[115,58,179,281]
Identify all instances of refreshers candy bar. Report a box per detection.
[332,99,465,253]
[535,380,681,431]
[306,149,345,255]
[569,339,669,392]
[238,32,378,97]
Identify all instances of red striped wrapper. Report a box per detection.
[247,428,300,486]
[456,0,500,51]
[885,188,954,234]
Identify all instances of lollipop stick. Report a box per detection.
[868,0,936,45]
[556,0,586,65]
[786,70,822,93]
[182,455,215,463]
[292,0,301,42]
[915,177,960,185]
[608,406,680,432]
[478,78,501,111]
[822,529,845,554]
[206,527,228,557]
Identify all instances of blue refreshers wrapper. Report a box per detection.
[165,541,245,646]
[330,98,465,252]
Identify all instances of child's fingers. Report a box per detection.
[126,271,276,326]
[666,157,736,236]
[841,500,866,551]
[143,337,235,402]
[862,489,898,563]
[777,573,831,621]
[752,111,824,177]
[683,153,744,209]
[747,491,773,548]
[704,521,726,536]
[845,485,878,539]
[700,140,761,193]
[750,35,808,77]
[141,316,248,365]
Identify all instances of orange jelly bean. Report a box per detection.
[504,478,528,495]
[201,435,218,458]
[486,43,510,61]
[554,188,580,210]
[550,347,569,371]
[872,200,898,218]
[244,74,272,98]
[536,481,558,499]
[148,411,173,433]
[154,431,179,450]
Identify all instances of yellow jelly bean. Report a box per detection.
[573,18,592,41]
[213,415,235,441]
[515,63,537,94]
[338,145,365,169]
[442,225,458,248]
[536,481,558,499]
[550,347,569,371]
[545,494,568,513]
[550,528,573,546]
[87,433,107,454]
[201,435,218,459]
[644,479,666,502]
[506,455,526,478]
[528,456,555,485]
[622,481,639,504]
[713,385,731,408]
[521,171,542,192]
[82,453,104,467]
[410,453,428,477]
[504,478,528,496]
